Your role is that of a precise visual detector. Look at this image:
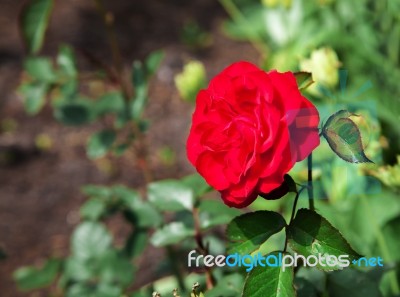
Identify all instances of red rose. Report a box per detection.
[186,61,320,208]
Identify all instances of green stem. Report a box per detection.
[94,0,124,88]
[360,194,400,295]
[284,192,298,252]
[166,246,186,291]
[93,0,153,184]
[193,207,215,289]
[307,153,315,211]
[284,187,305,252]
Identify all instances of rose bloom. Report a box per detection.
[187,61,320,208]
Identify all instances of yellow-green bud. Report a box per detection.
[300,47,340,96]
[261,0,292,8]
[174,61,206,102]
[367,156,400,191]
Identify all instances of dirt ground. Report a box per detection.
[0,0,259,296]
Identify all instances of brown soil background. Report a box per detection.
[0,0,259,296]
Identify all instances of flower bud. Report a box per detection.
[300,47,341,96]
[261,0,292,9]
[175,61,206,102]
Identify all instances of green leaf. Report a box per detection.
[377,215,400,261]
[64,250,134,291]
[294,278,319,297]
[150,222,195,247]
[54,100,94,126]
[19,81,48,115]
[129,201,162,228]
[242,252,295,297]
[182,174,211,198]
[294,72,314,90]
[66,283,122,297]
[57,45,77,78]
[124,229,148,259]
[113,186,162,228]
[57,45,77,97]
[80,198,107,221]
[71,222,112,260]
[327,268,382,297]
[82,185,112,198]
[206,273,244,297]
[144,50,164,77]
[98,251,135,287]
[13,259,61,291]
[112,185,141,205]
[295,267,326,293]
[86,130,116,159]
[287,209,361,270]
[259,174,296,200]
[322,110,373,163]
[148,179,195,211]
[113,143,130,156]
[199,199,241,230]
[20,0,54,54]
[94,92,125,118]
[131,61,148,120]
[24,57,56,82]
[64,256,95,282]
[129,291,147,297]
[226,211,286,255]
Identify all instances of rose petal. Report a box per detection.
[196,152,230,190]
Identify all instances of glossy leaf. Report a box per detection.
[150,222,195,247]
[322,110,372,163]
[13,259,61,291]
[226,211,286,255]
[287,209,361,270]
[86,130,116,159]
[242,252,295,297]
[148,179,195,211]
[71,222,112,260]
[20,0,54,54]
